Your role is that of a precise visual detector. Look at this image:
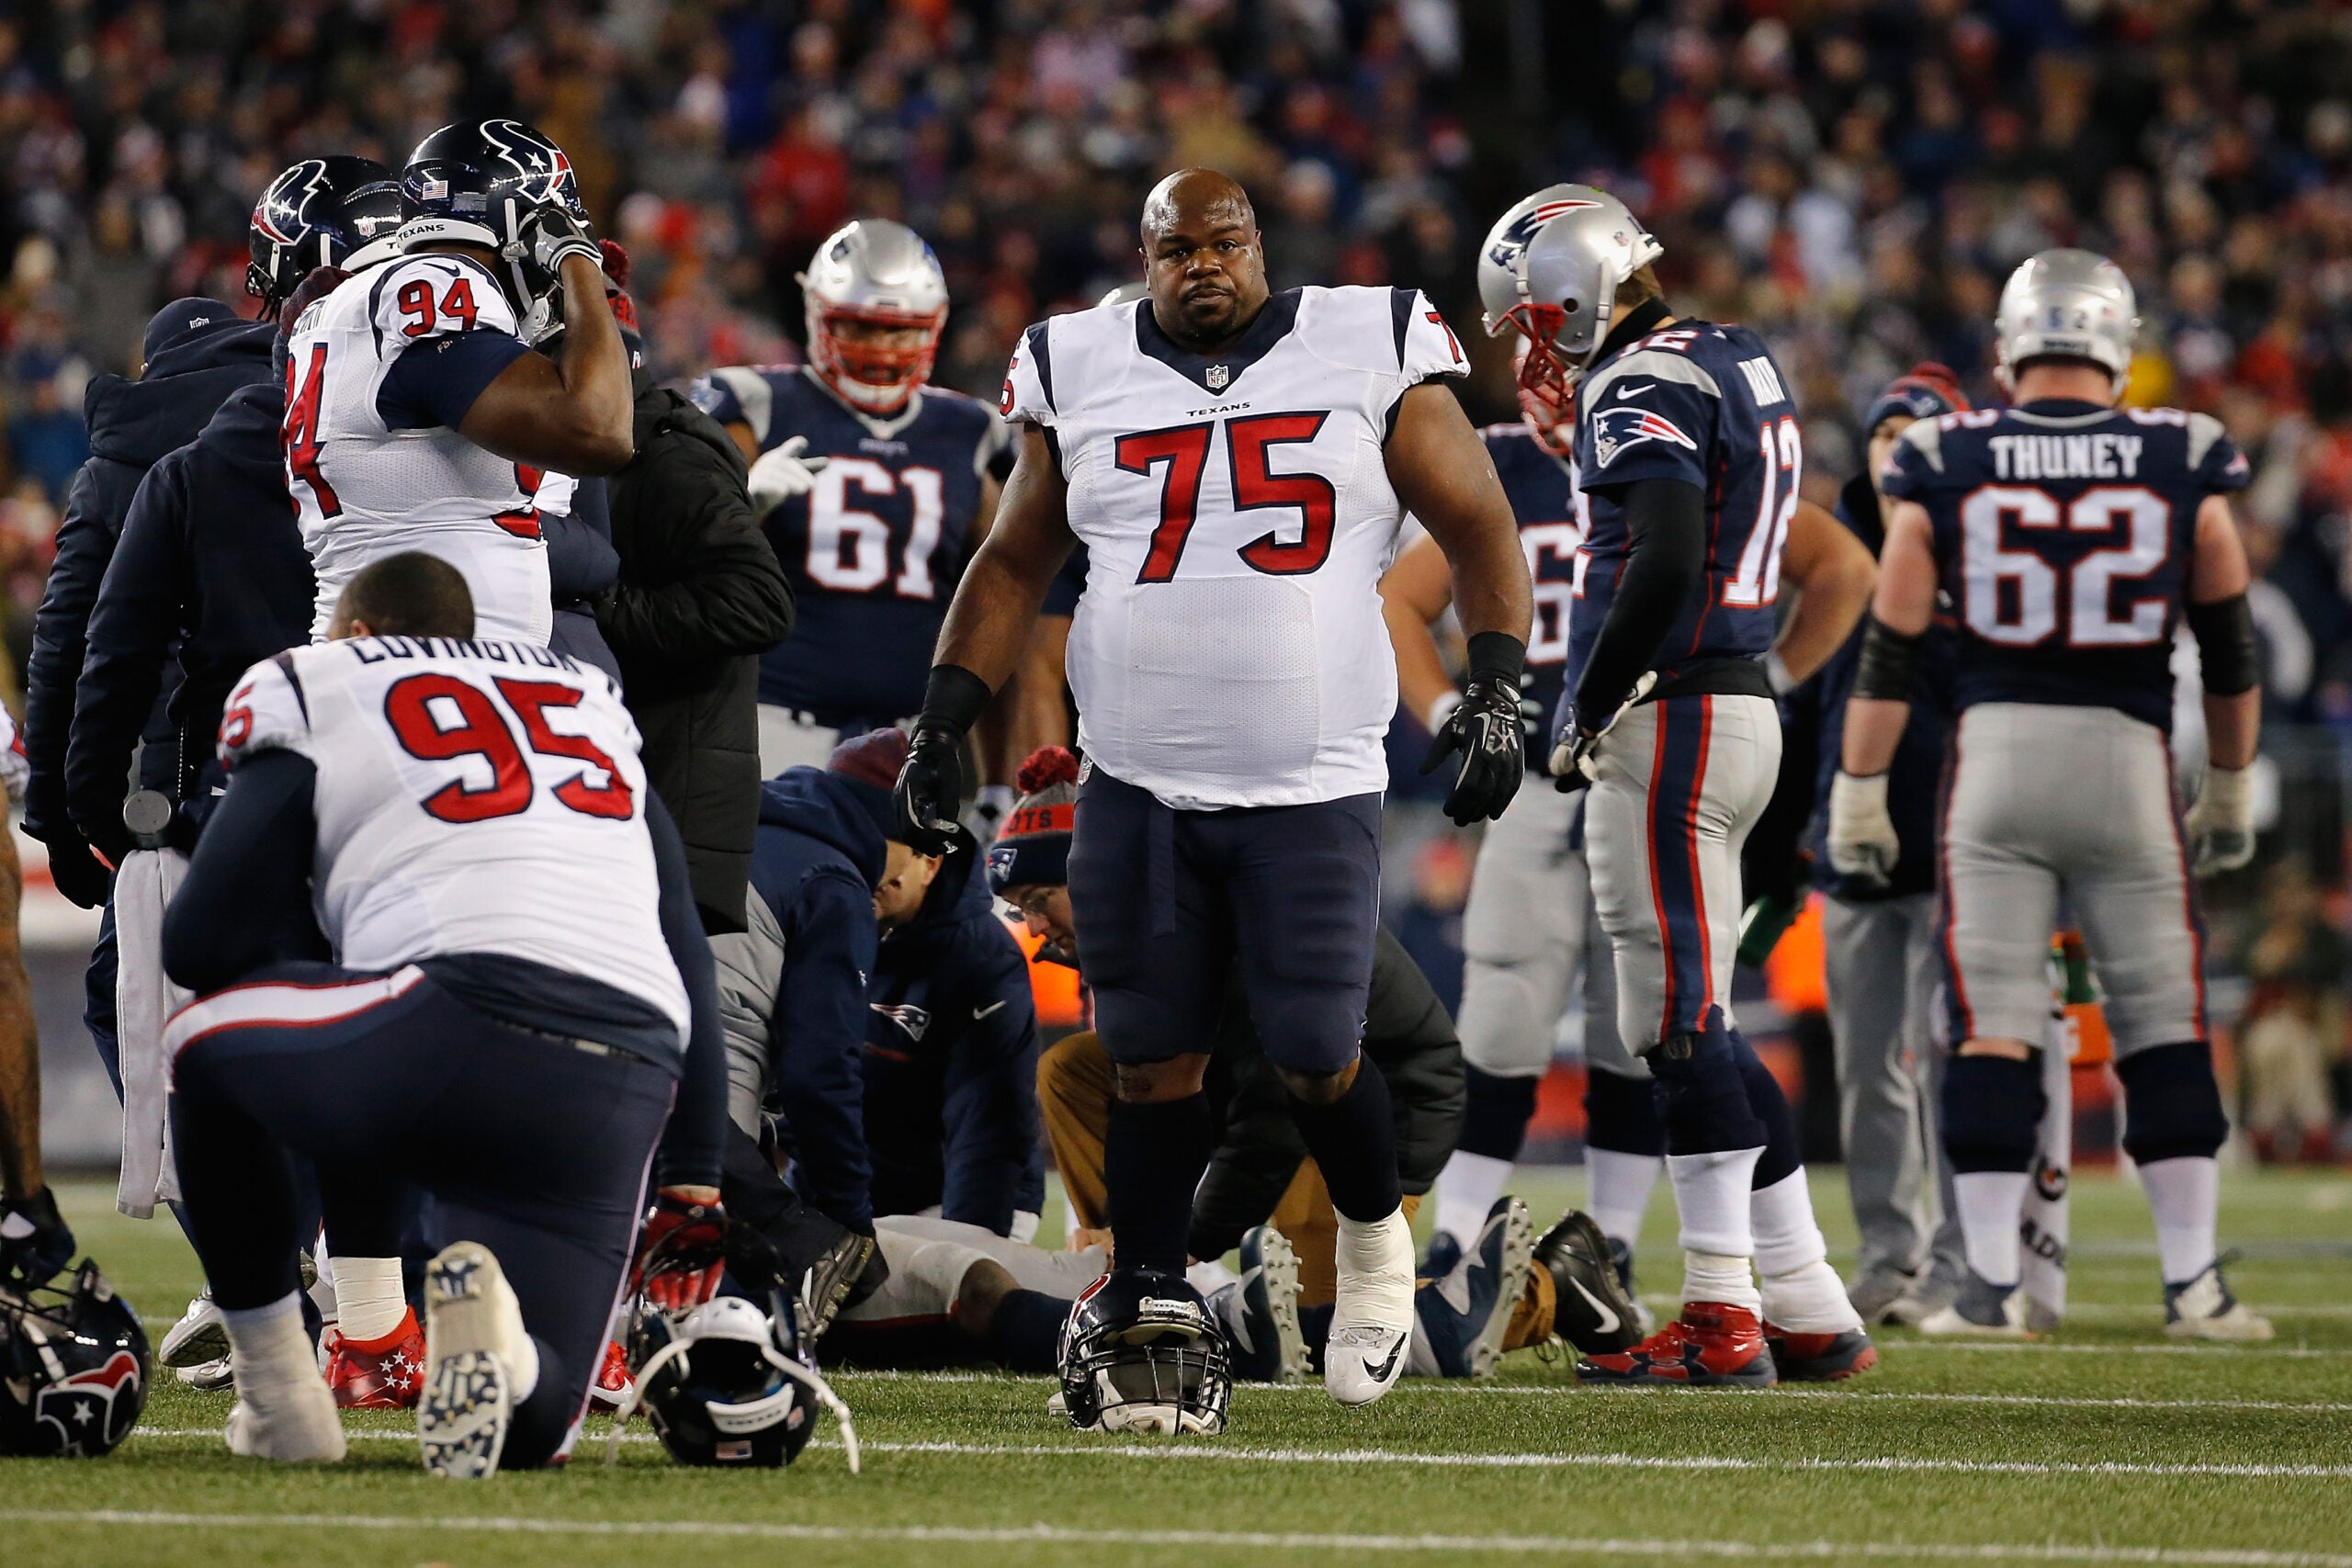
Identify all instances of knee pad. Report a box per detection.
[2117,1042,2230,1165]
[1583,1067,1666,1157]
[1940,1053,2045,1174]
[1460,1066,1542,1162]
[1733,1037,1802,1190]
[1644,1010,1769,1155]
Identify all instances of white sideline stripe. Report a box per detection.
[1245,1386,2352,1415]
[5,1512,2348,1565]
[1883,1340,2347,1358]
[124,1429,2352,1479]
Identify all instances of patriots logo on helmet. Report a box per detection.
[1485,198,1602,271]
[1590,403,1697,467]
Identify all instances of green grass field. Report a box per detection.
[6,1168,2350,1567]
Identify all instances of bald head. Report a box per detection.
[1139,167,1269,353]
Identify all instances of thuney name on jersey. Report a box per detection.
[1881,400,2250,732]
[220,637,687,1036]
[1001,285,1466,810]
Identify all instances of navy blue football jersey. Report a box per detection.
[1881,399,2249,731]
[694,367,1007,724]
[1567,319,1800,714]
[1482,423,1582,762]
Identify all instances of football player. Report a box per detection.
[692,220,1008,778]
[282,119,633,645]
[898,168,1533,1416]
[157,551,729,1472]
[0,703,67,1291]
[1480,184,1872,1386]
[1831,249,2272,1340]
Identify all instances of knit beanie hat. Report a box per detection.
[987,746,1080,893]
[1864,362,1969,435]
[828,727,908,842]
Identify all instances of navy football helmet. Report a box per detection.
[1057,1268,1231,1436]
[246,155,404,312]
[608,1273,857,1471]
[397,118,597,341]
[0,1262,150,1458]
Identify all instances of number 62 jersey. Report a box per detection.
[1880,399,2249,730]
[219,637,688,1036]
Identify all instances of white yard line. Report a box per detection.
[1240,1385,2352,1414]
[4,1510,2347,1564]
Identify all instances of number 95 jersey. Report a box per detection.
[1001,286,1467,809]
[218,638,688,1038]
[1882,400,2249,730]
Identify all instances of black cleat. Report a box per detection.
[1534,1210,1644,1355]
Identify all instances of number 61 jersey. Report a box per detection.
[219,638,688,1037]
[1881,399,2249,730]
[1001,286,1467,810]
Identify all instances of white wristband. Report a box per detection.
[1425,690,1464,734]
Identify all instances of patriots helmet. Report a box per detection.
[0,1262,150,1458]
[246,156,404,313]
[397,119,594,341]
[610,1269,857,1470]
[1477,184,1664,396]
[798,219,949,414]
[1994,247,2139,396]
[1057,1268,1231,1436]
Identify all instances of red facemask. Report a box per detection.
[808,305,945,413]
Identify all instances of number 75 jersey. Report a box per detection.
[1001,285,1467,809]
[218,638,688,1036]
[1881,401,2248,731]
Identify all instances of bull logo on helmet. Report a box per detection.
[1484,198,1602,272]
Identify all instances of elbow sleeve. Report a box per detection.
[1853,614,1924,702]
[2187,593,2259,696]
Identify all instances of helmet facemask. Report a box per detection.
[806,301,944,414]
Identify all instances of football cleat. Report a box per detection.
[1763,1324,1879,1382]
[1575,1303,1777,1388]
[1214,1226,1306,1384]
[323,1306,425,1410]
[1917,1270,2035,1339]
[160,1289,228,1369]
[1533,1210,1645,1355]
[418,1243,531,1479]
[225,1375,345,1463]
[179,1356,233,1391]
[1326,1207,1416,1406]
[2165,1259,2274,1341]
[1608,1236,1659,1337]
[1416,1197,1535,1378]
[588,1338,636,1413]
[1845,1269,1918,1325]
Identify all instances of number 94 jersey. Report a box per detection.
[1881,400,2249,731]
[218,638,688,1038]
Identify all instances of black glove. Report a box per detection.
[39,831,110,909]
[894,664,990,855]
[0,1186,75,1289]
[512,205,601,297]
[1419,668,1527,827]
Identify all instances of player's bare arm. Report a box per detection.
[1770,498,1876,688]
[1377,532,1459,729]
[1826,496,1936,894]
[458,251,635,474]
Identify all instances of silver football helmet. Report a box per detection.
[1477,185,1664,393]
[797,219,949,413]
[1994,248,2138,395]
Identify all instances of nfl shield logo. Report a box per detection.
[1205,364,1230,391]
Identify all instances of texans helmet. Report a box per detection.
[0,1262,150,1458]
[246,155,404,312]
[397,118,593,339]
[609,1284,858,1471]
[1057,1268,1231,1436]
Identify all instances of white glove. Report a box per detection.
[1826,770,1900,889]
[1547,671,1657,792]
[748,436,830,514]
[2185,764,2256,876]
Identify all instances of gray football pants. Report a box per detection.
[1822,892,1963,1287]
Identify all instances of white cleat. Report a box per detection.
[2165,1261,2275,1342]
[224,1377,346,1462]
[419,1242,534,1479]
[179,1355,234,1392]
[1917,1271,2036,1339]
[160,1290,228,1369]
[1326,1206,1416,1406]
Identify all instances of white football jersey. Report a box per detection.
[219,637,687,1040]
[283,254,555,645]
[1001,286,1468,808]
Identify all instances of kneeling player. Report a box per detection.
[161,553,729,1473]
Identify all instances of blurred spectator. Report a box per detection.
[2233,865,2347,1163]
[1388,830,1472,1018]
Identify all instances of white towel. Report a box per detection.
[115,846,190,1219]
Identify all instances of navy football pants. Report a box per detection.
[169,963,672,1469]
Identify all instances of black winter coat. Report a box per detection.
[600,377,796,931]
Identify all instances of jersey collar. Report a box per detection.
[2009,397,2116,426]
[1135,288,1303,398]
[799,364,926,440]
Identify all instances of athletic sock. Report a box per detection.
[222,1292,318,1396]
[1751,1168,1861,1332]
[1953,1171,2030,1287]
[980,1288,1069,1375]
[2137,1156,2220,1285]
[1585,1148,1664,1251]
[1679,1250,1761,1314]
[1288,1055,1405,1224]
[1187,1258,1238,1296]
[333,1256,407,1343]
[1107,1094,1214,1277]
[1666,1145,1763,1258]
[1459,1065,1541,1161]
[1433,1149,1512,1253]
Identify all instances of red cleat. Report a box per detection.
[1575,1302,1777,1388]
[587,1338,634,1414]
[1764,1324,1879,1382]
[323,1306,425,1409]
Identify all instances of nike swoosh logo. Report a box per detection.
[1616,382,1655,400]
[973,999,1007,1021]
[1569,1277,1621,1335]
[1366,1337,1406,1383]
